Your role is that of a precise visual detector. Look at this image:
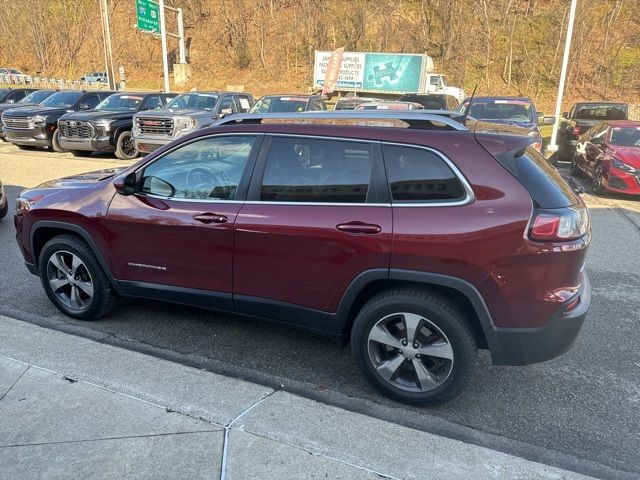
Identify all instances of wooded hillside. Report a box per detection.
[0,0,638,110]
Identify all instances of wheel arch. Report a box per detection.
[330,269,497,352]
[30,221,121,292]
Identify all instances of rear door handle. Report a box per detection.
[193,213,228,224]
[336,222,382,235]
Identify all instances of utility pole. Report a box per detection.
[99,0,117,90]
[548,0,577,153]
[158,0,170,92]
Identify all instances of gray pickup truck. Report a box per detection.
[132,91,254,154]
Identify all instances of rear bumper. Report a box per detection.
[488,271,591,366]
[5,126,51,147]
[59,135,113,152]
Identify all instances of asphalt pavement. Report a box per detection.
[0,144,639,479]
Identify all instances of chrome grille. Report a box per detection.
[2,117,33,129]
[58,121,93,139]
[137,117,173,135]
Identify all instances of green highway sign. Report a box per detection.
[136,0,159,34]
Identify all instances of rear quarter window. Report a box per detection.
[496,146,578,208]
[382,144,468,203]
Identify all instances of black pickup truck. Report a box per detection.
[58,92,176,159]
[557,102,628,161]
[2,90,115,151]
[0,90,57,141]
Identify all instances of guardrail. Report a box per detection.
[0,74,111,91]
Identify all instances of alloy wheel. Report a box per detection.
[46,250,94,311]
[367,312,454,393]
[593,165,603,192]
[122,133,137,157]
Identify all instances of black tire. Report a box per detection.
[592,163,605,195]
[0,200,7,219]
[38,234,115,320]
[69,150,93,157]
[51,129,66,153]
[351,288,477,406]
[16,144,37,150]
[115,131,139,160]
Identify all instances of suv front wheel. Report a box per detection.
[38,234,115,320]
[351,288,476,405]
[115,131,139,160]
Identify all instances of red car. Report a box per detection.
[572,120,640,195]
[14,111,591,405]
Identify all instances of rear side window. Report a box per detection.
[382,145,466,203]
[261,137,374,203]
[495,146,578,208]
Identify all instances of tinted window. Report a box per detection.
[82,94,101,109]
[250,96,308,113]
[142,95,163,110]
[610,126,640,146]
[141,136,256,200]
[219,96,238,113]
[261,137,373,203]
[495,145,578,208]
[96,94,144,111]
[383,145,466,202]
[575,104,626,120]
[166,93,218,110]
[467,100,534,123]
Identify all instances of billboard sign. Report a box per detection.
[314,51,427,93]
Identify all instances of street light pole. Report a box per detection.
[548,0,578,153]
[158,0,170,92]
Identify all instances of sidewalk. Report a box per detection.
[0,315,594,480]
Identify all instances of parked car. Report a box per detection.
[0,68,32,84]
[0,89,56,141]
[250,95,326,113]
[2,90,115,151]
[333,96,384,110]
[132,91,254,154]
[58,92,176,159]
[14,110,591,405]
[458,96,554,153]
[398,93,459,111]
[355,101,423,110]
[0,179,7,219]
[0,87,38,105]
[558,102,628,161]
[572,120,640,195]
[80,72,108,84]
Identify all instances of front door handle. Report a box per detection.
[336,221,381,235]
[193,213,228,224]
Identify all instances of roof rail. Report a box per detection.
[213,111,469,131]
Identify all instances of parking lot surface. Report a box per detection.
[0,143,638,479]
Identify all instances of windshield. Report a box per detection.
[41,91,83,108]
[20,90,54,104]
[166,93,218,111]
[96,94,144,112]
[610,127,640,147]
[576,104,626,121]
[250,96,309,113]
[467,100,534,123]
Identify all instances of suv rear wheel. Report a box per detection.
[351,288,476,405]
[38,234,115,320]
[115,131,138,160]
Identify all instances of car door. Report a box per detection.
[78,93,101,111]
[233,134,392,331]
[106,133,262,298]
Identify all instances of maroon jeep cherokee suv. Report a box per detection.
[14,112,591,405]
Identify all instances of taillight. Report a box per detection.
[529,206,589,242]
[572,126,581,136]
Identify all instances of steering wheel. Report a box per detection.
[185,167,216,194]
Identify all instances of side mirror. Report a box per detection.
[540,116,555,126]
[79,103,91,110]
[218,107,233,118]
[113,171,138,196]
[562,111,568,119]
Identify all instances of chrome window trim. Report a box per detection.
[248,134,474,208]
[136,132,261,203]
